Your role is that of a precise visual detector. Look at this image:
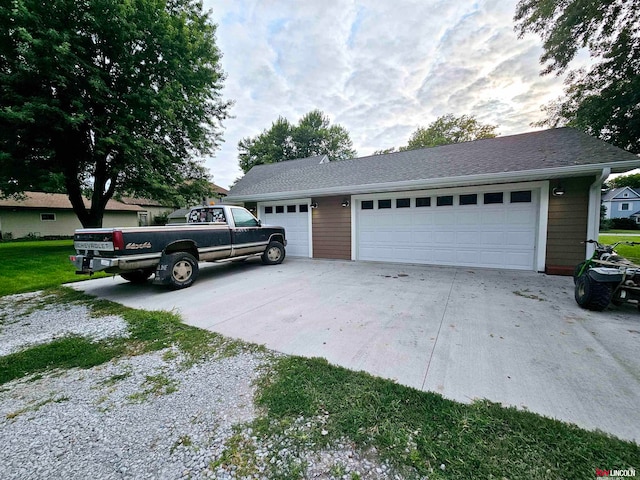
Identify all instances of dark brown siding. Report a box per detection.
[546,176,592,274]
[312,196,351,260]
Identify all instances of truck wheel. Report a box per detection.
[168,252,199,289]
[121,269,154,284]
[262,241,285,265]
[575,275,611,311]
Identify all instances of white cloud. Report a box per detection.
[203,0,585,188]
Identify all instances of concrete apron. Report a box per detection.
[71,257,640,443]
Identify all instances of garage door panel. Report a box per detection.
[262,204,310,257]
[357,189,538,270]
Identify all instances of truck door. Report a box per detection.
[230,207,268,254]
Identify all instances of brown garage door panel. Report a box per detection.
[312,196,351,260]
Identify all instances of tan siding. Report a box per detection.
[0,209,139,239]
[312,196,351,260]
[546,176,592,272]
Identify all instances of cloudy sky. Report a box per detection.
[202,0,588,189]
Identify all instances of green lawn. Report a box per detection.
[598,234,640,263]
[0,240,106,296]
[1,240,639,479]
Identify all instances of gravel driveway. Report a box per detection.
[0,293,409,480]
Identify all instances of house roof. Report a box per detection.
[0,192,143,211]
[227,128,640,201]
[118,196,168,207]
[212,183,229,196]
[601,187,640,201]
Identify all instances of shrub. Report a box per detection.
[610,217,638,230]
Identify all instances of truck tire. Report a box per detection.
[121,269,154,284]
[167,252,199,289]
[575,275,611,311]
[261,241,285,265]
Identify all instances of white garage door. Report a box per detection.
[357,189,539,270]
[260,201,310,257]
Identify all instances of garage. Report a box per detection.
[355,187,540,270]
[259,200,311,257]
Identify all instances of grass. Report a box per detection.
[0,240,107,296]
[253,356,640,479]
[598,234,640,263]
[0,288,248,386]
[2,240,639,479]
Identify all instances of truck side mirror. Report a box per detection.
[257,219,262,227]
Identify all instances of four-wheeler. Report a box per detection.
[574,239,640,311]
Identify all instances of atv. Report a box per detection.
[574,239,640,311]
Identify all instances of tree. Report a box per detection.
[238,110,356,173]
[0,0,231,227]
[515,0,640,153]
[607,173,640,190]
[403,114,497,151]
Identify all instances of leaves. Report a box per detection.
[0,0,231,226]
[515,0,640,153]
[403,114,497,151]
[237,110,357,173]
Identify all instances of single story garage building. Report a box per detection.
[225,128,640,274]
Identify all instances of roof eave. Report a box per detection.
[225,160,640,202]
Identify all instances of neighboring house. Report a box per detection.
[167,183,230,224]
[225,127,640,275]
[118,197,176,226]
[0,192,143,239]
[601,187,640,219]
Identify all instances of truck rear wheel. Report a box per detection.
[261,241,285,265]
[575,275,611,311]
[121,269,154,284]
[167,252,199,289]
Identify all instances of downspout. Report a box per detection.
[586,168,611,258]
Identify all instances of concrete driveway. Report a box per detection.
[71,258,640,443]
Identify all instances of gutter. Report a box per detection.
[227,159,640,202]
[586,167,611,258]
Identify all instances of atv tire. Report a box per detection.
[573,261,587,285]
[575,275,611,311]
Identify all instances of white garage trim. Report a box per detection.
[257,198,312,258]
[352,181,548,271]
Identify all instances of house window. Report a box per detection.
[265,206,273,214]
[396,198,410,208]
[361,200,374,210]
[459,194,477,205]
[287,205,296,213]
[416,197,431,207]
[510,191,532,203]
[40,213,56,221]
[378,199,392,209]
[299,204,309,213]
[621,203,630,211]
[436,195,453,206]
[275,205,284,213]
[484,192,503,204]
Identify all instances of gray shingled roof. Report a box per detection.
[227,128,640,201]
[601,187,640,201]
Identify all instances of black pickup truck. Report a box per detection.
[69,205,286,289]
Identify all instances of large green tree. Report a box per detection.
[404,114,497,150]
[515,0,640,153]
[238,110,356,173]
[375,114,497,154]
[0,0,231,227]
[607,173,640,190]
